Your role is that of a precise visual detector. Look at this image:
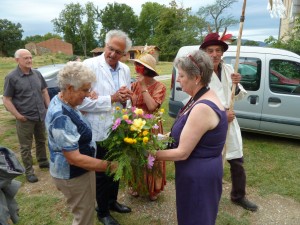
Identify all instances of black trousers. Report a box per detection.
[96,144,119,217]
[228,157,246,201]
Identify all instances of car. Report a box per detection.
[36,64,65,100]
[169,45,300,139]
[37,63,136,100]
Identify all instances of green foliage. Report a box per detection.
[24,33,62,44]
[242,40,260,46]
[135,2,166,45]
[0,19,24,56]
[97,3,138,46]
[197,0,239,33]
[52,2,98,56]
[153,0,205,61]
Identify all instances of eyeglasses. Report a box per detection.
[187,54,202,72]
[106,44,125,56]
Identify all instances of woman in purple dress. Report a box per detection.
[156,49,228,225]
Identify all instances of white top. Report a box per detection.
[209,62,247,160]
[78,54,131,142]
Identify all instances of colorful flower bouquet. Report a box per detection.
[101,106,172,191]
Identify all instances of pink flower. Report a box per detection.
[147,154,155,169]
[152,124,159,130]
[144,114,154,119]
[112,118,121,130]
[125,119,132,124]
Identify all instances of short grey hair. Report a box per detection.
[105,30,132,53]
[15,49,31,58]
[57,62,96,90]
[174,49,213,86]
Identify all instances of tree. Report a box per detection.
[96,3,138,46]
[154,0,206,61]
[242,40,259,46]
[0,19,23,56]
[52,2,98,56]
[135,2,166,45]
[197,0,239,33]
[24,33,62,44]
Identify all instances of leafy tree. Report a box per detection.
[24,33,62,44]
[197,0,239,33]
[154,0,206,61]
[135,2,166,45]
[96,3,138,46]
[0,19,23,56]
[242,40,259,46]
[52,2,98,56]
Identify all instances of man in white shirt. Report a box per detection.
[200,32,258,212]
[79,30,132,225]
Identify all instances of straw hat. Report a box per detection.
[132,53,158,76]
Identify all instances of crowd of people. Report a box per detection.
[2,29,258,225]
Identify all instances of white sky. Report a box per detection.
[1,0,281,42]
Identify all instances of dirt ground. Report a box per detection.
[21,167,300,225]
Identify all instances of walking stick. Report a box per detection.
[223,0,247,167]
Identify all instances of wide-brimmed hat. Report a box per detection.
[131,53,158,76]
[200,32,232,52]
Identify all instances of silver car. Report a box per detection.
[169,45,300,139]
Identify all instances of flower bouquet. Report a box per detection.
[101,106,172,192]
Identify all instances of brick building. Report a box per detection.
[25,38,73,55]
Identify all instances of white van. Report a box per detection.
[168,45,300,139]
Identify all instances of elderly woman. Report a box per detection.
[155,50,228,225]
[45,61,115,225]
[130,52,167,201]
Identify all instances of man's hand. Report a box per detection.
[231,73,241,84]
[226,110,235,123]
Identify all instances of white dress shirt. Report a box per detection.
[78,54,131,142]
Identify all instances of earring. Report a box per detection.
[195,82,198,85]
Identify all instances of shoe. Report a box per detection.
[128,187,139,197]
[232,197,258,212]
[97,214,120,225]
[109,201,131,213]
[149,195,158,201]
[39,162,49,169]
[26,174,38,183]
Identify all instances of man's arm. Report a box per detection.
[42,88,50,109]
[2,96,26,121]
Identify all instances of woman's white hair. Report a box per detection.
[105,30,132,53]
[57,61,96,90]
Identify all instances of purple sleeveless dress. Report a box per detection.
[170,100,228,225]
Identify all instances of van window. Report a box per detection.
[223,57,261,91]
[269,60,300,95]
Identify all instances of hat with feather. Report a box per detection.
[131,45,158,76]
[200,27,233,52]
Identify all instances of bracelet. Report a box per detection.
[141,90,148,94]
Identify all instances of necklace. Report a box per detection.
[178,86,210,117]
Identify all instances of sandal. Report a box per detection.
[128,187,139,197]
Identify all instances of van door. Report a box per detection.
[260,55,300,138]
[223,53,265,131]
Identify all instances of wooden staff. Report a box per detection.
[223,0,247,167]
[229,0,247,110]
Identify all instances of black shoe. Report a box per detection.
[26,174,38,183]
[97,214,120,225]
[39,162,49,169]
[109,201,131,213]
[232,197,258,212]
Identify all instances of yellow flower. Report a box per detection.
[134,108,144,116]
[143,137,149,143]
[142,130,149,136]
[123,114,129,120]
[130,118,146,132]
[160,108,165,113]
[122,109,127,113]
[116,106,121,111]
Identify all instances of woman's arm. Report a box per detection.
[156,103,219,161]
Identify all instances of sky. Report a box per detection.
[1,0,282,42]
